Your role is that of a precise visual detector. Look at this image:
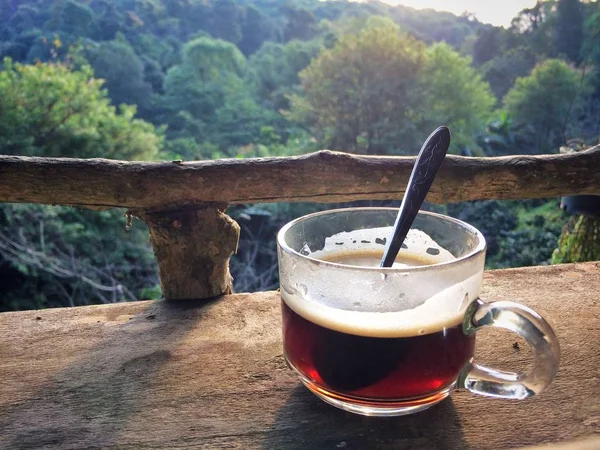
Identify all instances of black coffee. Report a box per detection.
[281,251,475,400]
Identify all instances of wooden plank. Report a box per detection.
[0,147,599,210]
[519,437,600,450]
[0,262,598,449]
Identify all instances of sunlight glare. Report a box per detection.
[378,0,540,27]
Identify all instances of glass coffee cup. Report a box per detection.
[277,208,560,416]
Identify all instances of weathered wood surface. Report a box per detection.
[0,147,599,210]
[138,205,240,300]
[0,263,599,450]
[519,437,600,450]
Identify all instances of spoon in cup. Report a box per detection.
[380,126,451,268]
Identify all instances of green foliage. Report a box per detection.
[87,40,154,117]
[419,43,495,155]
[446,200,519,258]
[384,5,488,48]
[294,22,494,155]
[446,199,566,269]
[293,19,426,154]
[238,4,276,56]
[481,47,538,101]
[493,202,566,269]
[0,204,159,311]
[554,0,584,64]
[163,37,274,155]
[206,0,244,44]
[47,0,99,40]
[0,57,163,159]
[476,111,529,156]
[472,27,505,66]
[552,215,600,263]
[584,4,600,94]
[509,1,558,60]
[503,59,583,153]
[249,39,323,110]
[283,5,317,42]
[180,36,246,77]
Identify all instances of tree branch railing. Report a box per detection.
[1,146,599,300]
[1,146,599,210]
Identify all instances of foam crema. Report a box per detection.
[281,272,481,338]
[308,226,455,264]
[280,227,483,338]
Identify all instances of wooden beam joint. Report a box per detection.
[135,203,240,301]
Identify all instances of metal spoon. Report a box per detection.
[380,126,451,267]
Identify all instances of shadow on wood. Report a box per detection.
[0,298,219,449]
[261,385,467,450]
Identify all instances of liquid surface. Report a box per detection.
[282,301,475,399]
[322,250,437,268]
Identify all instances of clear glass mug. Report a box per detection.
[277,208,560,416]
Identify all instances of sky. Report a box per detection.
[380,1,539,27]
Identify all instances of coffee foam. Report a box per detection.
[308,227,455,264]
[281,271,481,338]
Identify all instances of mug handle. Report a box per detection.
[459,299,560,399]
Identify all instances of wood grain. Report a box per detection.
[0,263,598,449]
[0,147,599,210]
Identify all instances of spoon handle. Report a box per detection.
[380,126,451,267]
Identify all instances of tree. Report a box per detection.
[0,204,159,311]
[418,43,495,155]
[87,40,154,118]
[0,57,162,159]
[510,1,556,57]
[238,5,276,56]
[293,19,426,154]
[3,4,43,39]
[249,39,322,110]
[503,59,583,153]
[476,112,530,156]
[554,0,584,64]
[0,58,164,311]
[481,47,538,101]
[46,0,99,40]
[510,1,545,34]
[95,0,125,40]
[163,37,271,154]
[206,0,244,45]
[446,201,519,259]
[583,3,600,94]
[472,27,504,66]
[293,20,494,155]
[552,215,600,263]
[283,5,317,42]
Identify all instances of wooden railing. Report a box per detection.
[1,145,599,300]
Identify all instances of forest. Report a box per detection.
[1,0,599,311]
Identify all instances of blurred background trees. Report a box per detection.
[0,0,599,311]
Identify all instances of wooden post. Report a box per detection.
[136,204,240,300]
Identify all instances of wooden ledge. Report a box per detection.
[1,263,599,449]
[1,147,599,209]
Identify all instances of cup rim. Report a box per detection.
[277,207,487,272]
